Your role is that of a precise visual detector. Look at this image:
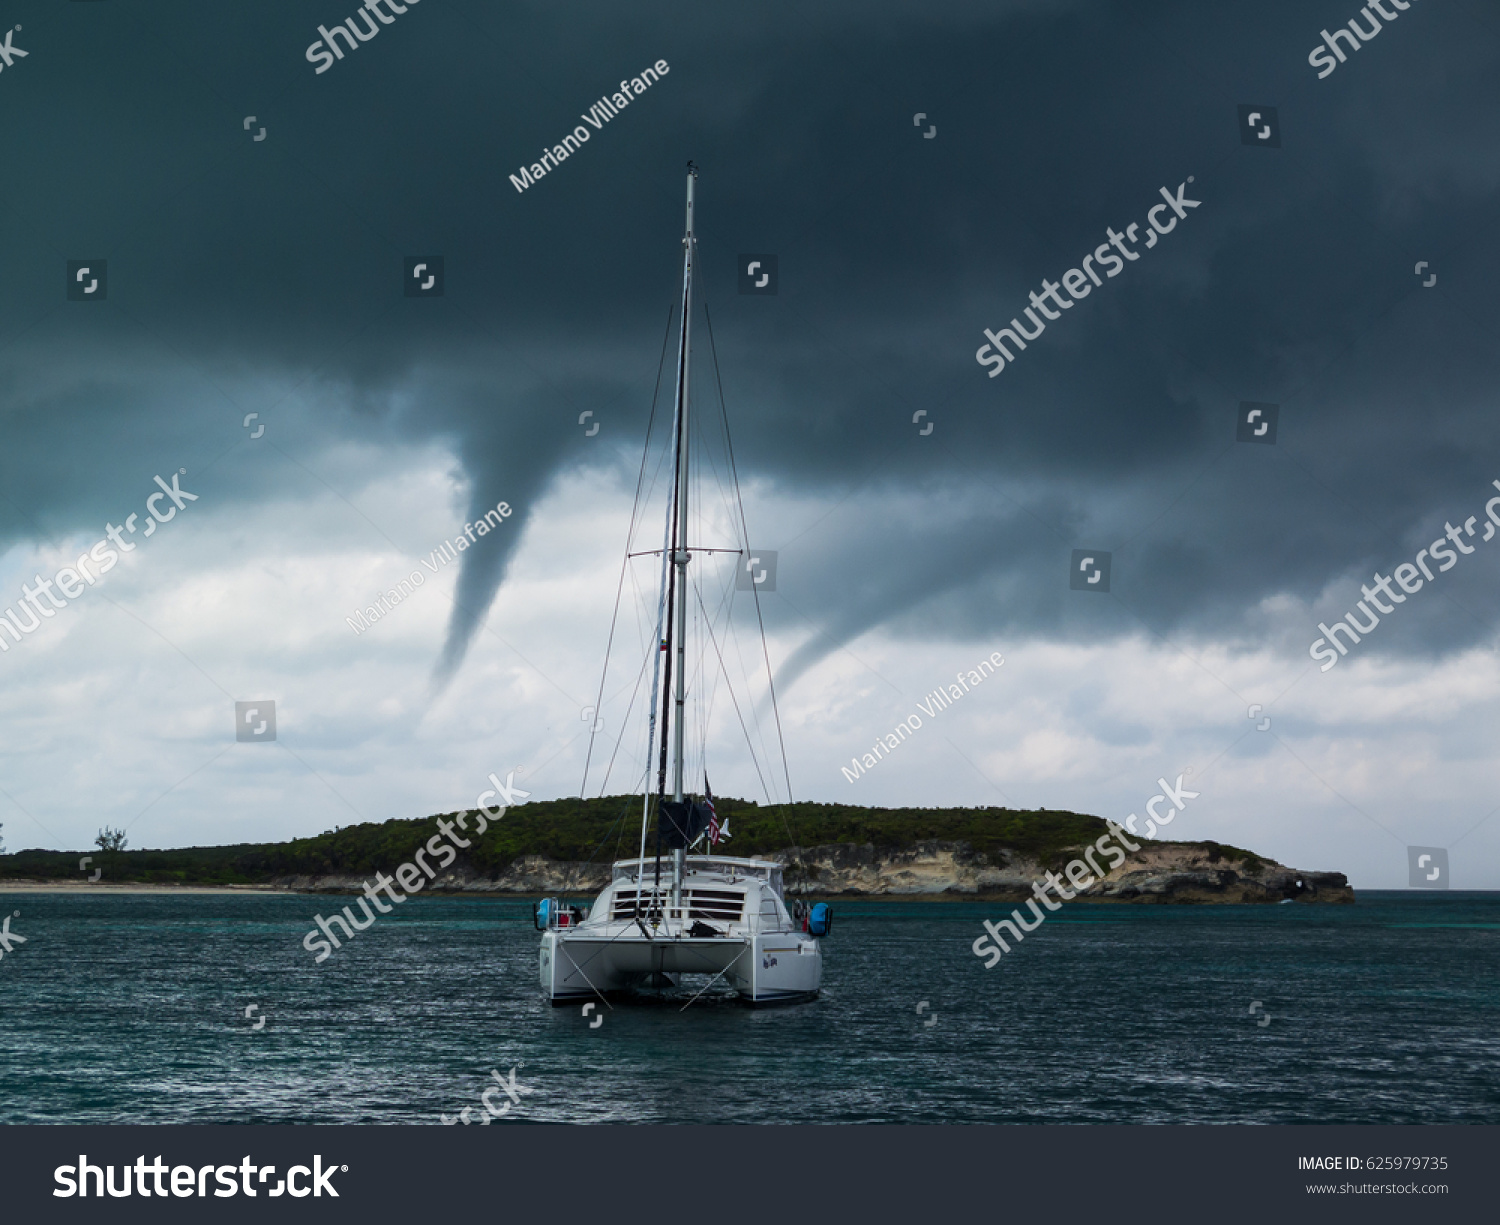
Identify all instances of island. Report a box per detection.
[0,797,1352,902]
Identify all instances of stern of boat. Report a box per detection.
[736,931,821,1005]
[540,929,623,1004]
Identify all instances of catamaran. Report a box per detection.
[536,165,831,1006]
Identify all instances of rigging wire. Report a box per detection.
[685,556,740,782]
[595,635,657,797]
[554,271,810,904]
[578,303,676,798]
[702,297,809,891]
[560,303,676,903]
[692,579,776,805]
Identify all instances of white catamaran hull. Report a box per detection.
[538,857,824,1005]
[541,929,821,1005]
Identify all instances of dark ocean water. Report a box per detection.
[0,890,1496,1125]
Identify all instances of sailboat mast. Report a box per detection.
[667,164,697,910]
[670,165,696,807]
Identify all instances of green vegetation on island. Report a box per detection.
[0,796,1266,887]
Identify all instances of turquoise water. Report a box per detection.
[0,890,1496,1124]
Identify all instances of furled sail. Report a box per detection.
[656,797,712,850]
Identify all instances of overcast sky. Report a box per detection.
[1,0,1498,889]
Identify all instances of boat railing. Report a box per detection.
[534,898,588,931]
[611,856,774,880]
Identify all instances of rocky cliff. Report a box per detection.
[273,838,1352,903]
[784,838,1351,902]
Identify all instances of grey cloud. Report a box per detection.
[2,0,1498,688]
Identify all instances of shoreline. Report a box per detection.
[0,881,287,895]
[0,879,1361,903]
[6,881,1490,899]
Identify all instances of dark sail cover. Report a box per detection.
[657,798,712,850]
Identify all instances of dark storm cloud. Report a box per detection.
[1,0,1498,686]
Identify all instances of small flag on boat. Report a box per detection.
[705,777,730,844]
[705,776,721,846]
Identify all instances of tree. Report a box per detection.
[95,827,128,853]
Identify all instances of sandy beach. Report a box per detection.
[0,881,287,895]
